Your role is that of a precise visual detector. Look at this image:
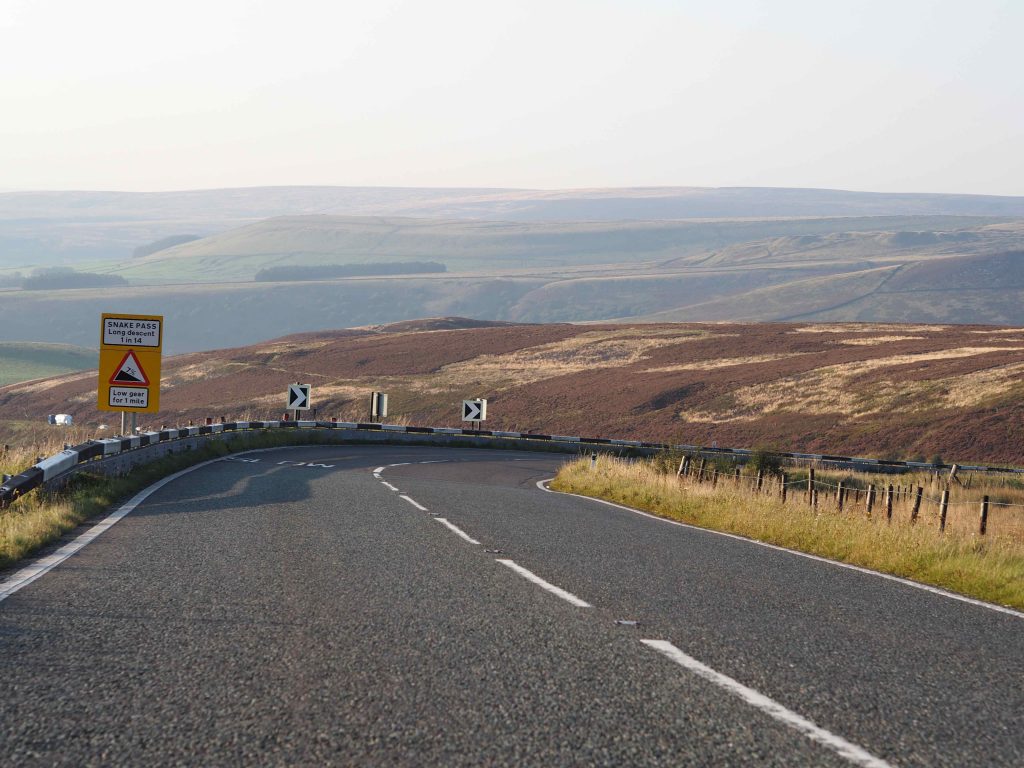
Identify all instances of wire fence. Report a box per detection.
[666,454,1024,538]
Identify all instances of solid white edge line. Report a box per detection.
[536,479,1024,621]
[380,481,399,492]
[496,559,592,608]
[399,495,428,512]
[0,457,227,603]
[640,640,892,768]
[434,517,481,544]
[373,473,381,479]
[374,466,386,473]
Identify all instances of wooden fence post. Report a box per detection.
[885,484,893,521]
[939,488,950,532]
[866,484,876,517]
[911,486,923,523]
[780,472,787,503]
[807,468,815,503]
[697,458,706,482]
[677,455,687,477]
[734,467,741,485]
[812,488,818,511]
[837,481,845,512]
[980,495,989,535]
[756,470,764,492]
[711,468,719,487]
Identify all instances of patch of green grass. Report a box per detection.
[551,456,1024,610]
[0,342,95,386]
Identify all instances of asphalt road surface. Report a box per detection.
[1,445,1022,766]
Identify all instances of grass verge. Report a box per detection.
[551,456,1024,611]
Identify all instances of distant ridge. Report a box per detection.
[4,185,1024,223]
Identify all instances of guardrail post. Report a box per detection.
[980,495,989,535]
[939,488,950,532]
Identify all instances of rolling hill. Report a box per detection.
[4,184,1024,268]
[102,214,1011,282]
[3,319,1024,464]
[0,342,95,387]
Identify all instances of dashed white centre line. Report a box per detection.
[389,462,411,467]
[399,495,428,512]
[640,640,892,768]
[380,481,399,492]
[495,559,592,608]
[434,518,481,544]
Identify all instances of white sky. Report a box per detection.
[2,0,1021,194]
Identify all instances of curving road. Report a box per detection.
[1,446,1022,766]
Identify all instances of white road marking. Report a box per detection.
[389,462,411,467]
[641,640,892,768]
[434,518,481,544]
[0,458,226,604]
[418,460,449,464]
[495,559,592,608]
[374,467,386,473]
[373,474,381,479]
[400,495,428,511]
[538,480,1024,621]
[380,481,399,492]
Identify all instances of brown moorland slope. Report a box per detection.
[3,319,1024,464]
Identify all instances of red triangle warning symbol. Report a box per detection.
[109,350,150,386]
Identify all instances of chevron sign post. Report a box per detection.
[462,398,487,429]
[287,383,311,412]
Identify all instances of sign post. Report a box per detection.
[462,398,487,431]
[97,314,163,431]
[287,383,311,420]
[370,392,388,421]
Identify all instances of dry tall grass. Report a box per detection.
[551,456,1024,610]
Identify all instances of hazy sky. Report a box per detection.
[2,0,1022,194]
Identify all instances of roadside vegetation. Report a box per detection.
[551,454,1024,610]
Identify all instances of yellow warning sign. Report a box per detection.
[97,313,163,413]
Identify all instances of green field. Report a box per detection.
[0,342,95,387]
